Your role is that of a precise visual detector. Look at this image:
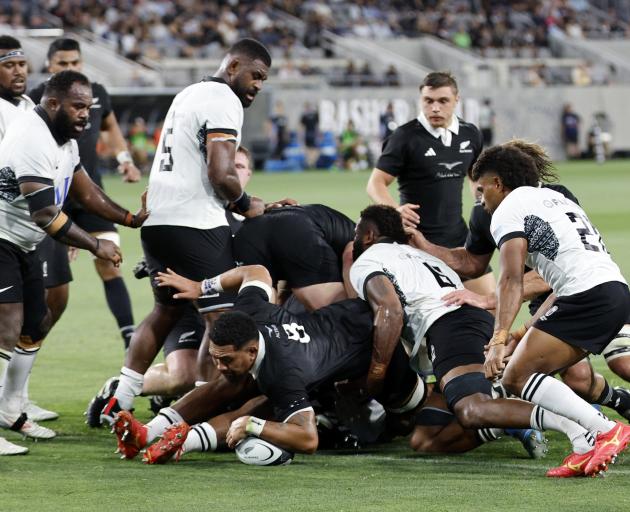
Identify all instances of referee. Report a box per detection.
[366,71,494,296]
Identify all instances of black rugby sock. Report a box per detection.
[103,277,134,347]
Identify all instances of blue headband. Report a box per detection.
[0,49,25,63]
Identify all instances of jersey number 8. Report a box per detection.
[282,323,311,344]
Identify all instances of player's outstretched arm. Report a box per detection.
[69,168,148,227]
[156,265,273,300]
[407,229,491,279]
[364,274,405,397]
[226,410,318,454]
[19,180,121,264]
[484,238,527,379]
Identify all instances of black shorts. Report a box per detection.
[426,305,494,383]
[534,281,630,354]
[64,199,117,234]
[36,236,73,288]
[0,239,48,332]
[162,304,205,357]
[141,225,236,312]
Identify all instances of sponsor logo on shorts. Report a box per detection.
[0,285,14,294]
[539,305,558,322]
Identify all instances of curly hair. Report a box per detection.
[470,144,557,190]
[504,139,558,183]
[211,311,258,349]
[359,205,409,244]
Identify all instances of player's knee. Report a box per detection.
[0,316,21,349]
[561,363,594,398]
[303,432,319,455]
[442,372,492,420]
[410,426,439,452]
[97,262,122,281]
[500,367,527,397]
[607,357,630,381]
[165,368,196,396]
[453,395,491,429]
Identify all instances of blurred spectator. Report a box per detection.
[384,65,400,87]
[128,117,156,172]
[379,102,397,141]
[277,59,303,80]
[561,103,581,159]
[300,102,320,168]
[587,112,612,162]
[339,120,369,171]
[269,101,289,159]
[572,63,592,86]
[359,62,376,87]
[478,98,495,147]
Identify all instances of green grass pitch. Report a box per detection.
[1,160,629,511]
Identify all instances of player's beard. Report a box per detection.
[54,107,87,140]
[352,239,365,261]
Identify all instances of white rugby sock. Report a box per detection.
[183,423,217,453]
[530,405,595,454]
[522,373,615,435]
[146,406,184,443]
[0,348,11,397]
[476,428,502,443]
[114,367,144,410]
[0,346,38,413]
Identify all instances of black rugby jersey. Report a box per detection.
[376,116,483,248]
[233,204,355,285]
[235,285,374,422]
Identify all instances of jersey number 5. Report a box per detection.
[282,323,311,344]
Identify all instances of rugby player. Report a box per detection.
[406,140,630,420]
[0,34,35,454]
[0,70,147,453]
[29,38,141,350]
[349,205,607,473]
[92,39,272,425]
[112,264,423,462]
[366,71,494,298]
[474,144,630,477]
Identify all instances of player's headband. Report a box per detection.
[0,49,26,63]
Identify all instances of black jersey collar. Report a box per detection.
[201,76,228,85]
[249,332,266,380]
[0,91,20,106]
[34,105,68,145]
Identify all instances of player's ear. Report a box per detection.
[226,57,241,77]
[44,96,59,112]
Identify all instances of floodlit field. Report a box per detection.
[1,161,629,512]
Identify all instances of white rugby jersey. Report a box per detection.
[350,242,463,369]
[0,107,80,252]
[145,78,243,229]
[491,186,626,297]
[0,94,35,142]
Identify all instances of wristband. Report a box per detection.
[116,150,133,165]
[245,416,266,437]
[369,362,387,377]
[123,211,134,227]
[488,329,509,347]
[232,191,251,214]
[511,324,528,342]
[201,275,223,296]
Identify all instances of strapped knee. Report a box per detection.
[443,372,492,411]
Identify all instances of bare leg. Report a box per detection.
[143,349,198,396]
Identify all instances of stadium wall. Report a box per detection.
[110,85,630,161]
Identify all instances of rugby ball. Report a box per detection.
[235,437,294,466]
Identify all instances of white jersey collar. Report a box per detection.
[417,111,459,147]
[249,332,266,380]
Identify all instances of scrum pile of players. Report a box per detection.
[0,35,629,477]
